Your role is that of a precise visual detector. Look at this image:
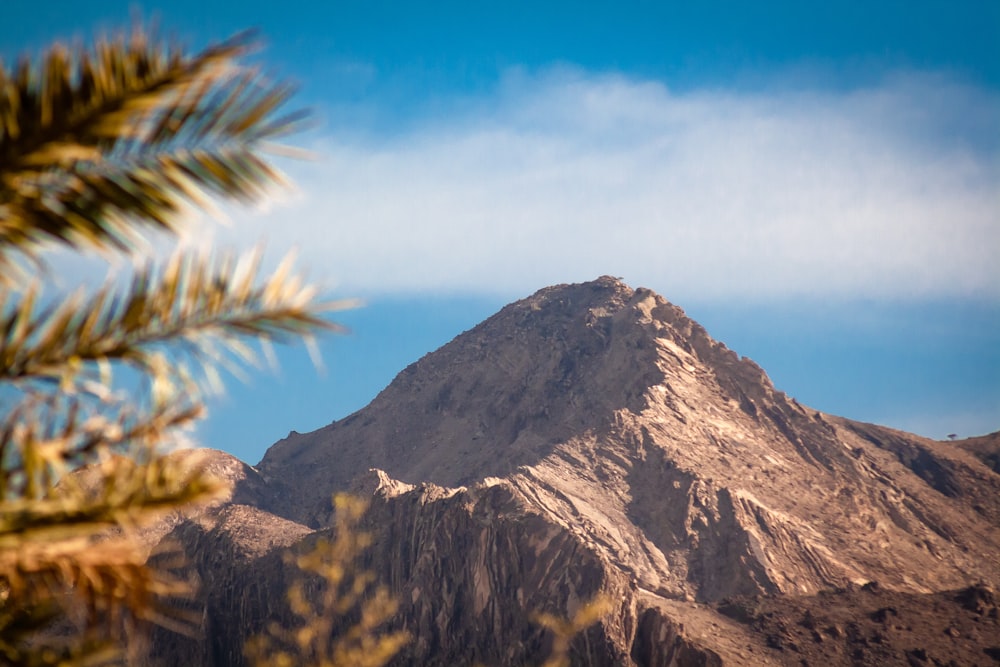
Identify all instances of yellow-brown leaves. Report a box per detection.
[245,494,410,667]
[534,595,614,667]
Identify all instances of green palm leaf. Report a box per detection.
[0,29,305,275]
[0,23,358,666]
[0,249,352,390]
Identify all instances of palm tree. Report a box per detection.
[0,25,344,665]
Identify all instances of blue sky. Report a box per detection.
[4,1,999,464]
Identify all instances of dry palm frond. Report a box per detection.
[0,27,305,277]
[0,391,227,666]
[0,529,198,666]
[0,396,223,535]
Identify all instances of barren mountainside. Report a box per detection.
[147,277,1000,666]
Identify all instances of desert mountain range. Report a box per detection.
[144,277,1000,666]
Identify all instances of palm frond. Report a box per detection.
[0,247,354,390]
[0,387,210,501]
[0,391,225,667]
[0,21,359,665]
[0,528,196,667]
[0,28,306,274]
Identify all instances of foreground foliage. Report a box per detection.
[0,25,341,665]
[245,495,410,667]
[534,595,613,667]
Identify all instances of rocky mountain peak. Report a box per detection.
[258,277,774,497]
[257,277,998,599]
[148,277,999,666]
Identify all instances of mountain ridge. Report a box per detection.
[258,277,784,516]
[256,276,998,597]
[144,276,999,665]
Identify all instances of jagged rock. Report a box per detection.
[146,277,1000,665]
[144,503,312,666]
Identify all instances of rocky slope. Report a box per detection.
[147,277,1000,665]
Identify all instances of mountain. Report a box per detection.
[146,277,1000,666]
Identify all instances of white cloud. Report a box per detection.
[198,69,1000,301]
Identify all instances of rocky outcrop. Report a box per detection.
[144,502,311,666]
[148,277,1000,665]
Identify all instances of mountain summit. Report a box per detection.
[259,277,998,598]
[151,278,1000,665]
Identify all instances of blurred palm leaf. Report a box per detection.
[0,28,305,276]
[0,394,226,666]
[0,24,354,665]
[0,249,352,392]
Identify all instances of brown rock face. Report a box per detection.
[149,277,1000,665]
